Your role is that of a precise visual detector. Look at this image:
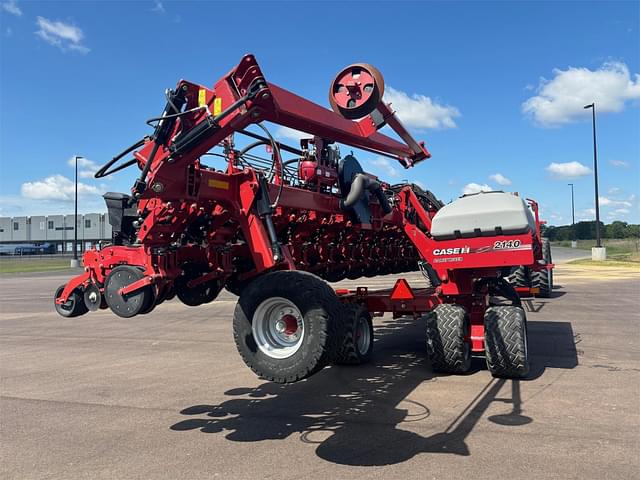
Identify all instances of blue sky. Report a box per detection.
[1,0,638,225]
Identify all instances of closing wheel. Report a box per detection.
[484,306,529,378]
[176,263,222,306]
[334,303,374,365]
[83,283,105,311]
[425,304,471,374]
[329,63,384,119]
[233,271,342,383]
[324,267,347,283]
[54,284,89,318]
[104,265,154,318]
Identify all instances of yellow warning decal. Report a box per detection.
[208,179,229,190]
[198,89,207,108]
[213,97,222,116]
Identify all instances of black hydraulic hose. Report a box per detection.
[94,138,146,178]
[239,140,269,157]
[372,184,393,214]
[238,129,303,156]
[132,141,160,198]
[340,174,367,209]
[132,86,189,197]
[340,173,392,215]
[145,105,207,127]
[101,158,138,176]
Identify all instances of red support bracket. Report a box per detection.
[119,275,159,296]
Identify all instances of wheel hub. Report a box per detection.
[83,284,103,312]
[252,297,304,359]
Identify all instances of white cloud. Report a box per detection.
[35,16,90,54]
[577,208,595,221]
[611,208,630,216]
[21,175,99,201]
[0,193,107,216]
[67,156,99,178]
[545,161,592,179]
[609,159,630,168]
[598,196,632,208]
[384,86,460,129]
[369,157,400,178]
[275,126,309,143]
[489,173,511,186]
[522,62,640,126]
[1,0,22,16]
[462,182,493,195]
[151,1,165,13]
[608,187,621,195]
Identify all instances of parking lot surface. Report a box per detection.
[1,258,639,479]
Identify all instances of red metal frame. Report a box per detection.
[56,54,552,355]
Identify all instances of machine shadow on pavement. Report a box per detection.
[171,317,579,466]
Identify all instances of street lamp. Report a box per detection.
[583,103,605,260]
[568,183,576,248]
[70,155,82,268]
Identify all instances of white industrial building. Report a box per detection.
[0,213,112,254]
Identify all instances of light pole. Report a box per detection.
[583,103,605,260]
[568,183,576,247]
[70,155,82,268]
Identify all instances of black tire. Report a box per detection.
[224,275,251,297]
[334,304,374,365]
[532,269,552,298]
[233,271,342,383]
[54,284,89,318]
[506,266,529,288]
[176,263,222,306]
[139,286,158,315]
[484,306,529,378]
[425,304,471,374]
[534,237,553,298]
[542,237,552,263]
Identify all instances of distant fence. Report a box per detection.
[0,243,58,256]
[0,240,108,256]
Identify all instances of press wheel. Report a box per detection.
[104,265,155,318]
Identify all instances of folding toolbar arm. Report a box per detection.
[131,54,430,188]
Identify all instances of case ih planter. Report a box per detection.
[54,55,552,382]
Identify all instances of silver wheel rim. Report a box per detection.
[355,316,371,355]
[252,297,304,359]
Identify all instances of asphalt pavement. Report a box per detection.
[550,246,591,264]
[1,259,639,479]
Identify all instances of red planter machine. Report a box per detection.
[55,55,553,382]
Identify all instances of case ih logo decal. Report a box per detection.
[432,241,532,262]
[433,246,471,256]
